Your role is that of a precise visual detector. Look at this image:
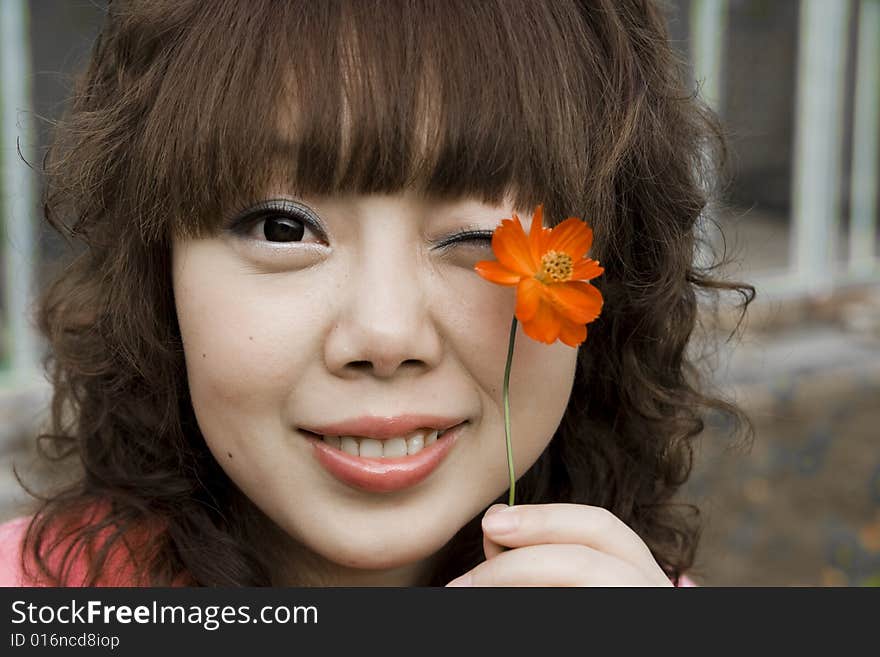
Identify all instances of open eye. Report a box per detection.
[227,200,326,245]
[253,214,308,242]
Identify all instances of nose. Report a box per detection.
[323,239,443,379]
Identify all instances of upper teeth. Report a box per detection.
[322,429,440,457]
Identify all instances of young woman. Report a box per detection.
[2,0,753,586]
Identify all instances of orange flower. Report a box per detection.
[474,205,604,347]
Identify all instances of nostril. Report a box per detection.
[347,359,424,373]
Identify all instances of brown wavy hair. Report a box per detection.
[19,0,754,585]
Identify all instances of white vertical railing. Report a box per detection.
[848,0,880,280]
[790,0,852,298]
[690,0,727,111]
[689,0,727,275]
[0,0,39,382]
[691,0,880,300]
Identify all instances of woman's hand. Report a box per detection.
[446,503,674,587]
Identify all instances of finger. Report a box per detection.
[482,504,509,560]
[479,503,666,583]
[447,544,659,587]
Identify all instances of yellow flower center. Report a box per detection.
[535,250,573,284]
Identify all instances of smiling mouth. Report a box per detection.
[303,422,468,493]
[310,424,464,458]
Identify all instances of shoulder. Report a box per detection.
[676,574,698,587]
[0,512,97,586]
[0,515,32,586]
[0,505,168,587]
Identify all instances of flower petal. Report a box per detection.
[546,217,594,258]
[492,216,537,277]
[474,260,522,286]
[558,317,587,347]
[571,258,604,282]
[543,280,603,325]
[515,277,543,322]
[520,300,561,344]
[528,205,548,264]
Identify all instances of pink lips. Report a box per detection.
[305,422,466,493]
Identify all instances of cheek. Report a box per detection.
[511,337,578,450]
[442,265,576,407]
[172,244,322,439]
[434,263,518,366]
[440,267,577,466]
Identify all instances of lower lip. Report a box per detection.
[305,423,466,493]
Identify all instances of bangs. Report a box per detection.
[126,0,596,241]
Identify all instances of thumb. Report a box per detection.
[482,504,510,560]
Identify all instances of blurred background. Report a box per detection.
[1,0,878,585]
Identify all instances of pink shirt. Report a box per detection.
[0,516,44,586]
[0,511,159,587]
[1,512,698,587]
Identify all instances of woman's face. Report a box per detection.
[172,189,578,581]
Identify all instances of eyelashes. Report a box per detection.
[225,198,495,251]
[225,199,327,244]
[435,229,494,251]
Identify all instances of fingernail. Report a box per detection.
[446,573,472,587]
[482,509,518,534]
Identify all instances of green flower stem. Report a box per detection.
[503,316,517,506]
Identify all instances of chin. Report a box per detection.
[304,525,448,572]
